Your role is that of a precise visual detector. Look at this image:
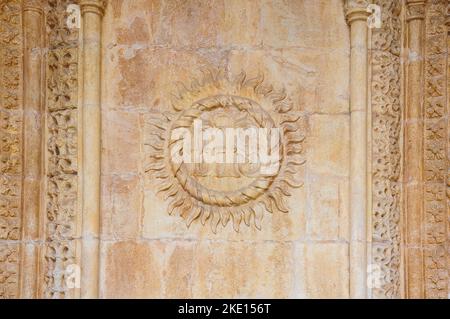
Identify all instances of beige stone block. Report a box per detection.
[102,110,141,174]
[101,175,141,240]
[292,242,307,298]
[102,46,228,110]
[228,49,349,114]
[306,175,349,241]
[307,114,349,176]
[104,0,156,44]
[222,0,263,47]
[257,0,349,50]
[103,47,153,109]
[101,240,164,298]
[104,0,348,50]
[152,0,225,48]
[101,240,297,298]
[141,189,198,240]
[142,184,307,242]
[304,243,349,298]
[162,242,196,298]
[191,241,295,298]
[106,0,225,49]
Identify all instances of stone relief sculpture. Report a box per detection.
[0,0,22,299]
[0,0,448,299]
[370,0,402,299]
[423,0,448,299]
[44,0,79,298]
[143,70,306,233]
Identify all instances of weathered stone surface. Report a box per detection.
[101,175,141,240]
[102,110,141,174]
[102,240,296,298]
[8,0,449,300]
[303,243,349,298]
[307,114,350,177]
[98,0,353,299]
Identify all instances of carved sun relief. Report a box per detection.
[143,70,306,232]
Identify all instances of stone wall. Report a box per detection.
[0,0,448,299]
[100,0,350,298]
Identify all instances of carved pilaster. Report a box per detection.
[370,0,402,299]
[79,0,105,299]
[447,0,450,299]
[0,0,23,299]
[345,0,370,299]
[423,0,448,299]
[43,0,80,299]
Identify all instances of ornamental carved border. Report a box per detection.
[447,0,450,300]
[143,70,306,233]
[0,0,22,299]
[43,0,79,298]
[370,0,402,299]
[423,0,448,299]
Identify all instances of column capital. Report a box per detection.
[23,0,44,14]
[406,0,426,22]
[344,0,370,25]
[80,0,107,17]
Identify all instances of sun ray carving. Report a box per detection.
[143,69,306,233]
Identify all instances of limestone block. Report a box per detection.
[191,241,295,298]
[228,49,349,114]
[102,110,141,174]
[307,114,350,177]
[141,185,307,241]
[231,0,349,50]
[306,175,349,241]
[304,243,349,298]
[101,240,296,298]
[101,175,141,240]
[101,241,164,298]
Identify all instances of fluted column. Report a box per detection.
[20,0,44,299]
[80,0,105,298]
[404,0,426,299]
[345,0,370,299]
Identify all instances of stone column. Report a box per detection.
[404,0,426,299]
[80,0,105,298]
[345,0,370,299]
[20,0,44,299]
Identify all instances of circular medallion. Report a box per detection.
[144,70,305,232]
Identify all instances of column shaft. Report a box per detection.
[404,0,426,299]
[80,0,105,298]
[20,1,44,299]
[345,2,370,298]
